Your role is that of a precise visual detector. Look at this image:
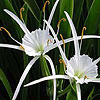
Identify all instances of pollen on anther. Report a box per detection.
[59,59,66,67]
[47,39,52,46]
[43,0,50,12]
[81,26,86,40]
[57,18,66,29]
[20,7,25,21]
[84,75,88,79]
[0,27,11,36]
[20,45,25,51]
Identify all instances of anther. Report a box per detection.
[60,34,65,50]
[20,45,25,51]
[84,75,88,79]
[59,59,66,67]
[0,27,11,36]
[20,7,25,21]
[81,26,86,40]
[57,18,66,29]
[80,26,86,51]
[47,39,52,46]
[43,0,50,12]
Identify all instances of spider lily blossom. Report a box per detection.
[24,12,100,100]
[1,0,60,100]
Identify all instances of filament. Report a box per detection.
[57,18,66,29]
[43,0,50,13]
[0,27,11,36]
[80,26,86,51]
[20,7,25,21]
[60,34,65,53]
[0,27,22,46]
[81,27,86,40]
[59,59,66,67]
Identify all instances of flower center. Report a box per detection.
[36,45,44,53]
[74,70,84,79]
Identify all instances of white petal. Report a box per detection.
[64,11,80,65]
[44,20,74,75]
[84,57,100,78]
[44,55,56,75]
[89,78,100,83]
[22,44,41,56]
[46,0,59,31]
[44,55,56,100]
[76,83,81,100]
[0,44,22,51]
[44,35,100,54]
[4,9,30,35]
[24,75,69,87]
[12,57,39,100]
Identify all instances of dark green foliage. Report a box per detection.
[0,0,100,100]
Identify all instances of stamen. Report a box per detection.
[20,7,25,21]
[80,26,86,51]
[47,39,52,46]
[57,18,66,29]
[59,59,66,67]
[81,26,86,40]
[43,0,50,12]
[20,45,25,51]
[0,27,22,46]
[60,34,65,52]
[0,27,11,36]
[84,75,88,79]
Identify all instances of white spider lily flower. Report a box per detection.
[24,12,100,100]
[0,29,100,100]
[2,0,60,100]
[44,11,100,100]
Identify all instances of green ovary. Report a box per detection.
[74,71,84,79]
[36,45,44,53]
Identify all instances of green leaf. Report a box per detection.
[86,0,93,11]
[66,88,77,100]
[19,3,28,38]
[87,87,95,100]
[40,56,51,76]
[85,0,100,34]
[40,56,53,97]
[59,0,74,38]
[66,82,77,100]
[0,68,13,99]
[23,0,41,26]
[59,0,74,57]
[57,84,71,98]
[73,0,84,29]
[58,63,65,90]
[21,5,28,99]
[82,0,100,53]
[0,0,22,40]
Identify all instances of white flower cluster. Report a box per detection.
[0,0,100,100]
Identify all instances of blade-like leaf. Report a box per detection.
[59,0,74,38]
[87,87,95,100]
[83,0,100,53]
[23,0,41,26]
[40,56,53,97]
[85,0,100,34]
[0,0,22,40]
[66,89,77,100]
[0,68,13,99]
[73,0,84,29]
